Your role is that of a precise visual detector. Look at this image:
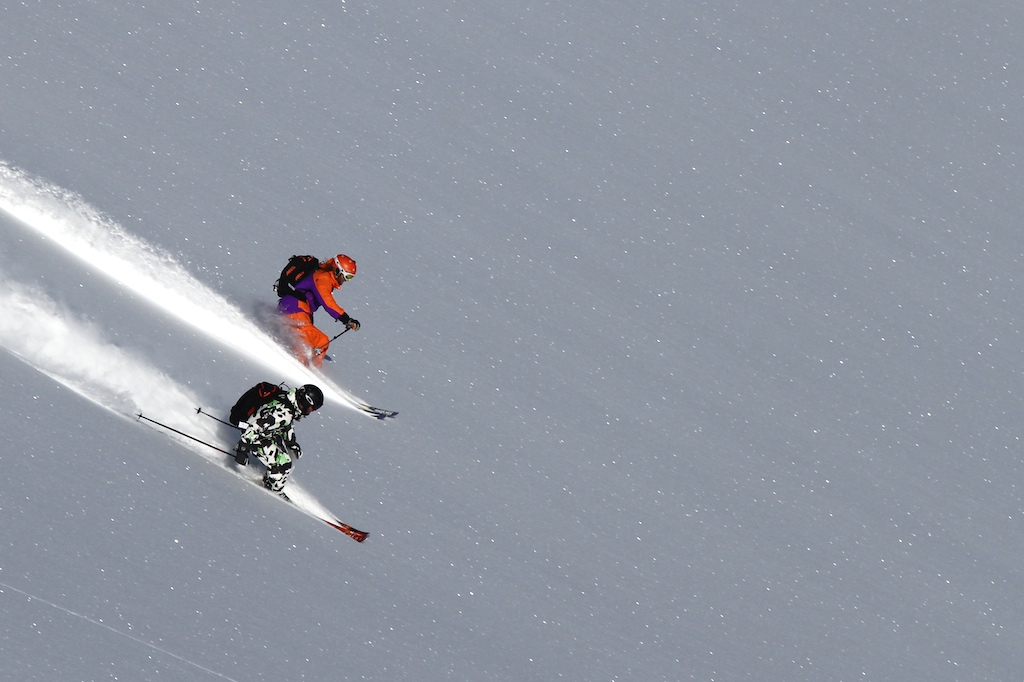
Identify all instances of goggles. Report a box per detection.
[335,265,355,281]
[299,393,316,412]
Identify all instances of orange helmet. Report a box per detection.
[333,254,356,281]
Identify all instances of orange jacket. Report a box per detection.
[277,266,347,321]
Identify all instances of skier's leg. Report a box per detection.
[304,326,331,368]
[261,450,293,492]
[282,313,330,367]
[254,441,293,492]
[262,460,293,491]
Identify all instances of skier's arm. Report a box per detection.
[239,403,292,446]
[281,426,302,459]
[311,269,348,321]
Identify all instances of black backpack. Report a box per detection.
[274,255,320,299]
[230,382,287,426]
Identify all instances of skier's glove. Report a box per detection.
[339,313,361,331]
[287,440,303,460]
[235,442,252,466]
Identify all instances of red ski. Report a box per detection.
[321,518,369,542]
[138,413,369,542]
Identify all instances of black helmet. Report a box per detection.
[296,384,324,413]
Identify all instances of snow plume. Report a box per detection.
[0,276,343,576]
[0,276,200,424]
[0,161,364,413]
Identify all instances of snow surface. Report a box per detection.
[2,1,1024,680]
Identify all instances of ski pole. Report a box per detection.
[328,327,351,343]
[196,407,241,430]
[136,413,234,457]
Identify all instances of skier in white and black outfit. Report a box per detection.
[234,384,324,492]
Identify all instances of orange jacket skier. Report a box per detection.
[277,254,360,367]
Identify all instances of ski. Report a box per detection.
[136,413,369,542]
[322,518,369,542]
[355,403,399,420]
[278,490,368,541]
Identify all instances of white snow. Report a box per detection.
[2,2,1023,680]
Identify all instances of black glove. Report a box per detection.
[339,313,361,331]
[235,442,252,466]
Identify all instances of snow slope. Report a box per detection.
[2,1,1024,680]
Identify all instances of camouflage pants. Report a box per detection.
[253,437,297,492]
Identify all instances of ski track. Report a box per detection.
[0,160,374,415]
[0,579,242,681]
[0,162,359,527]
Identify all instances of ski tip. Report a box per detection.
[359,405,398,419]
[322,518,369,542]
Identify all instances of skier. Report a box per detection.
[278,254,361,367]
[234,384,325,493]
